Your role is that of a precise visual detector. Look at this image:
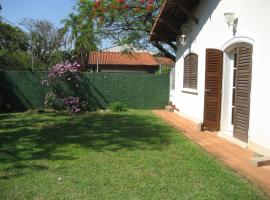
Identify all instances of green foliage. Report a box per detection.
[157,66,171,74]
[0,49,32,70]
[0,48,54,71]
[109,102,128,112]
[62,1,98,68]
[92,0,160,46]
[0,20,71,71]
[0,22,32,70]
[20,19,68,70]
[49,50,73,66]
[44,92,65,111]
[89,0,175,59]
[0,21,29,51]
[63,0,175,62]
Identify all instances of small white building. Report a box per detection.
[150,0,270,157]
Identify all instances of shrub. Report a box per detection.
[42,61,87,113]
[0,49,32,71]
[109,102,128,112]
[44,92,65,111]
[44,92,88,113]
[155,65,171,74]
[63,96,88,113]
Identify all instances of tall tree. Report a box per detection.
[90,0,175,60]
[0,21,28,51]
[63,0,98,69]
[20,18,67,69]
[0,21,32,70]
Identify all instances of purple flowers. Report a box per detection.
[44,92,87,113]
[63,96,81,113]
[47,61,81,82]
[42,61,81,86]
[42,61,87,113]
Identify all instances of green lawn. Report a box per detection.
[0,110,268,200]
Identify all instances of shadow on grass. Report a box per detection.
[0,112,172,179]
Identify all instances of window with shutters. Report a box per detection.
[183,53,198,89]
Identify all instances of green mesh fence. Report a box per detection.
[0,71,169,111]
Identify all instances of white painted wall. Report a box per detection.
[171,0,270,154]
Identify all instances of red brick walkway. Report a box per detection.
[153,110,270,195]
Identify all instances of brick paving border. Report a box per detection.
[153,110,270,196]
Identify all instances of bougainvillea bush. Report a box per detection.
[42,61,88,113]
[45,61,81,82]
[44,92,65,111]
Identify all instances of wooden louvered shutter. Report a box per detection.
[183,55,191,88]
[190,54,198,89]
[203,49,223,131]
[183,53,198,89]
[233,43,252,142]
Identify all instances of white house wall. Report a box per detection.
[171,0,270,155]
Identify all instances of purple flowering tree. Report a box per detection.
[42,61,88,113]
[42,61,81,83]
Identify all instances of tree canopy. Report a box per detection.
[0,21,32,70]
[20,18,69,69]
[93,0,175,59]
[0,20,71,71]
[64,0,175,60]
[0,21,29,52]
[1,0,175,71]
[63,0,98,68]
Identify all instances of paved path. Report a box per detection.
[153,110,270,195]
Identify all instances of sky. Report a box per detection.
[0,0,118,49]
[0,0,77,28]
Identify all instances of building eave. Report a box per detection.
[150,0,200,42]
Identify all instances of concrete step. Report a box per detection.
[165,105,174,112]
[250,156,270,167]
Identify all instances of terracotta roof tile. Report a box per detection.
[88,51,159,66]
[154,56,175,67]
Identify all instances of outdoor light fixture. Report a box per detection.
[180,34,187,46]
[224,12,238,34]
[224,12,235,26]
[179,24,190,46]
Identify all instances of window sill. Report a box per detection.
[181,88,198,95]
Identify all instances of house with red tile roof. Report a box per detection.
[88,51,159,73]
[154,56,175,67]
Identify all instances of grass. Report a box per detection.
[0,110,268,200]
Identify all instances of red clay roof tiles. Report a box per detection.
[154,56,175,67]
[88,51,159,66]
